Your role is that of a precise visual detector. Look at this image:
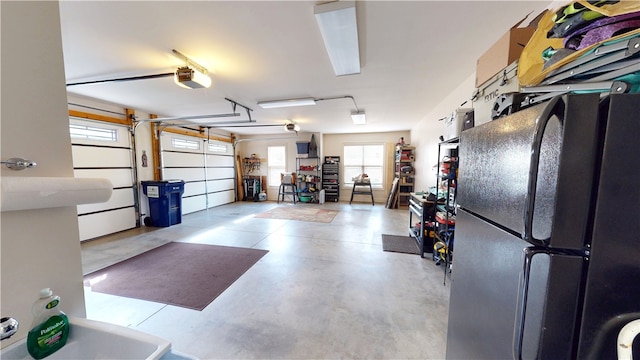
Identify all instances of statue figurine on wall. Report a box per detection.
[397,137,406,146]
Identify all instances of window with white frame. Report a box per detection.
[343,144,384,188]
[208,141,227,153]
[267,145,286,186]
[172,137,200,150]
[69,123,118,142]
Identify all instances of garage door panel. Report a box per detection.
[159,133,235,213]
[77,188,134,214]
[74,168,132,188]
[207,190,235,208]
[70,119,136,240]
[207,178,235,192]
[163,168,204,182]
[163,151,204,167]
[206,167,234,180]
[184,181,205,197]
[182,195,206,214]
[72,146,131,168]
[78,207,136,241]
[206,155,234,167]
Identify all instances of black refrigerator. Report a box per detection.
[446,93,640,359]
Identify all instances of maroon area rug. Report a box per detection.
[84,242,268,311]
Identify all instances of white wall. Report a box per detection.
[410,74,476,192]
[1,1,87,348]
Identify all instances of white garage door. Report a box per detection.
[70,119,136,241]
[160,132,235,214]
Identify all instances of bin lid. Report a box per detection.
[141,179,184,184]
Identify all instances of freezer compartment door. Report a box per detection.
[447,210,583,360]
[458,94,601,248]
[577,94,640,359]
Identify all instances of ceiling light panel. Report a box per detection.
[314,0,361,76]
[258,98,317,109]
[351,111,366,125]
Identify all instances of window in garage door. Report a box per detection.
[70,118,136,241]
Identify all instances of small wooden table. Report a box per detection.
[350,181,374,205]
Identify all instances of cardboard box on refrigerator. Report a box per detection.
[475,26,535,88]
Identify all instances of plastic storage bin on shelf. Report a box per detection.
[141,180,185,227]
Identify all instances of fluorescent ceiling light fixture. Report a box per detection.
[174,66,212,89]
[258,98,317,109]
[314,1,360,76]
[351,111,366,125]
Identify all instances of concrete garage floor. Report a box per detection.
[81,201,450,359]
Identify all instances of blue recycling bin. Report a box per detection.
[141,180,185,227]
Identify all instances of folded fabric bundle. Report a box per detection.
[564,11,640,50]
[547,1,608,39]
[542,12,640,69]
[518,0,640,86]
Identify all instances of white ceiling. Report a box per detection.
[59,1,551,136]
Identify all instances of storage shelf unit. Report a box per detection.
[242,157,260,174]
[408,192,435,258]
[322,156,340,202]
[395,145,415,207]
[432,137,459,283]
[296,157,321,202]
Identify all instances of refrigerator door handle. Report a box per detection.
[523,96,566,247]
[513,247,546,360]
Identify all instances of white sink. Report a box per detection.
[1,317,171,360]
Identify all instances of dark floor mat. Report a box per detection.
[84,242,268,310]
[382,234,420,255]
